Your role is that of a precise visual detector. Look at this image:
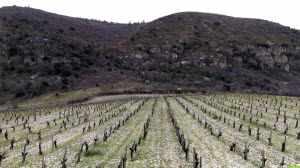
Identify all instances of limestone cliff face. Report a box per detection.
[114,44,299,72]
[247,45,300,71]
[117,12,300,76]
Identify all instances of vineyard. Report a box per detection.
[0,94,300,167]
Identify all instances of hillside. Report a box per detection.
[0,6,142,44]
[1,6,300,104]
[106,12,300,95]
[0,6,145,104]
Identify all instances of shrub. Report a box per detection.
[62,78,69,85]
[69,27,76,31]
[8,46,18,57]
[15,90,25,98]
[263,78,271,84]
[63,70,71,77]
[214,21,220,26]
[42,81,49,87]
[43,56,50,61]
[62,85,68,90]
[130,37,135,43]
[53,62,64,74]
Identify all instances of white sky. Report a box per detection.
[0,0,300,29]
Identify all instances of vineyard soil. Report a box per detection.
[0,94,300,167]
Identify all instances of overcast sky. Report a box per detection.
[0,0,299,29]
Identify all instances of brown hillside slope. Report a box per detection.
[1,7,300,105]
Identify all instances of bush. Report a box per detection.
[62,85,68,90]
[130,37,135,43]
[42,81,49,87]
[224,84,231,91]
[69,27,76,31]
[1,81,10,91]
[8,46,18,57]
[245,80,252,87]
[214,21,220,26]
[53,62,64,74]
[63,70,71,77]
[263,78,271,84]
[43,56,50,61]
[62,78,69,85]
[15,90,25,98]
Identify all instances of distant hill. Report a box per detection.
[1,6,300,104]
